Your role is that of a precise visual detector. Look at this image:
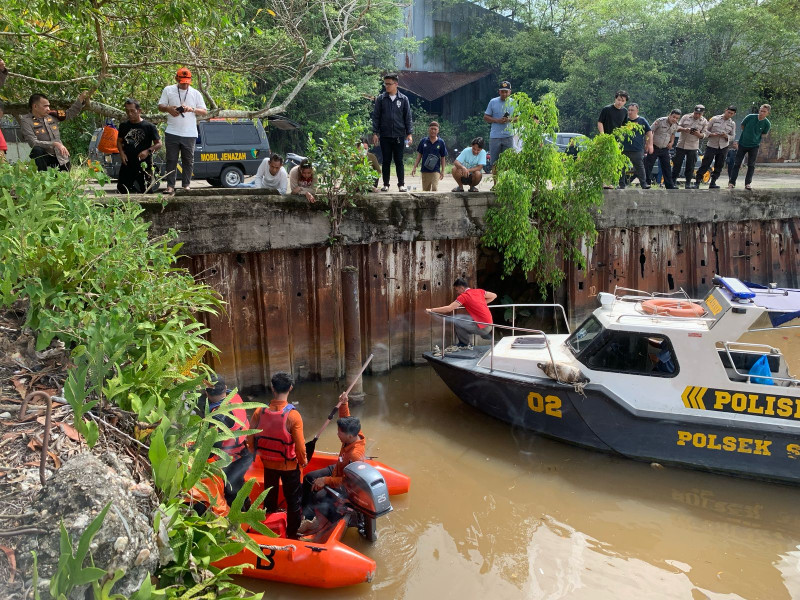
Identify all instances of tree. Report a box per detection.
[482,92,628,291]
[0,0,403,121]
[307,115,377,241]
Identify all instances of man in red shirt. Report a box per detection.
[427,278,497,348]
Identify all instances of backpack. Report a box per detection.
[98,121,119,154]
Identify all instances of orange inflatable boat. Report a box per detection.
[194,453,410,588]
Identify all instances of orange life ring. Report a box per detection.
[641,298,705,317]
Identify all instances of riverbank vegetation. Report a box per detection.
[0,161,270,598]
[483,93,629,291]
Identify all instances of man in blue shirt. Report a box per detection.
[411,121,448,191]
[484,81,514,169]
[620,103,652,189]
[452,137,487,192]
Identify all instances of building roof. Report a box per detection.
[398,70,494,101]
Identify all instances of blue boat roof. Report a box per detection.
[720,279,800,326]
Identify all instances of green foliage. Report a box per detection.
[0,161,223,441]
[152,481,269,600]
[482,92,628,292]
[423,0,800,139]
[31,503,111,600]
[0,161,267,598]
[307,115,378,241]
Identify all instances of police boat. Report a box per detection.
[424,276,800,484]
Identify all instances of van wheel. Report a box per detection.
[220,166,244,188]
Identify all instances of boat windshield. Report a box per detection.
[566,316,604,355]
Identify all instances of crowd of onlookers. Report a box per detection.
[596,90,772,191]
[0,59,774,195]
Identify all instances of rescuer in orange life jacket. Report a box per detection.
[200,376,251,505]
[298,391,365,536]
[247,372,307,540]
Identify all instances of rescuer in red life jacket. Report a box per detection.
[201,375,252,506]
[202,376,250,458]
[247,372,307,540]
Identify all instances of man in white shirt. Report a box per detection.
[157,67,207,194]
[253,153,288,194]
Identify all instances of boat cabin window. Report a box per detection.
[582,332,679,377]
[566,316,604,355]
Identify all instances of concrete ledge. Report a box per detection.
[137,188,800,255]
[595,187,800,229]
[138,190,493,254]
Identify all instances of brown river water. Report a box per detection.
[241,329,800,600]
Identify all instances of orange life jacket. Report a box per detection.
[254,403,296,461]
[215,392,249,457]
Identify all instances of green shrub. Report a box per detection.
[0,161,265,599]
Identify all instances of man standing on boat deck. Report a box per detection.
[426,278,497,348]
[299,391,365,535]
[248,372,306,539]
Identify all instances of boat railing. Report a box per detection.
[614,312,717,326]
[432,303,570,382]
[613,285,691,302]
[487,303,571,336]
[721,341,799,385]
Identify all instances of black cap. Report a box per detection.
[499,81,511,91]
[205,375,226,396]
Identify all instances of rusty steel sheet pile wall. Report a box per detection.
[144,188,800,385]
[569,217,800,323]
[179,239,476,390]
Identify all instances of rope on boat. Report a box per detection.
[258,544,297,552]
[572,381,587,397]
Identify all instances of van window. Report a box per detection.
[583,332,678,377]
[201,122,262,147]
[202,123,232,146]
[232,123,261,145]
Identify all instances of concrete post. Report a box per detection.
[341,266,364,400]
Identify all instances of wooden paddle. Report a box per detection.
[305,354,373,461]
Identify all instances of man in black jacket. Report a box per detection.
[371,73,413,192]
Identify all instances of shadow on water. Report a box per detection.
[241,364,800,600]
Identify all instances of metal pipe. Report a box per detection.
[512,306,516,336]
[21,391,54,486]
[341,266,364,399]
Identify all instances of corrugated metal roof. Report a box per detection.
[398,70,494,101]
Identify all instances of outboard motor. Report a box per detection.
[342,462,392,518]
[325,461,392,541]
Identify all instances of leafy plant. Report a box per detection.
[307,114,379,242]
[482,92,629,293]
[31,503,111,600]
[0,162,266,598]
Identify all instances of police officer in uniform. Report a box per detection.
[19,92,89,171]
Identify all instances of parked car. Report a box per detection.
[89,119,272,188]
[545,132,584,152]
